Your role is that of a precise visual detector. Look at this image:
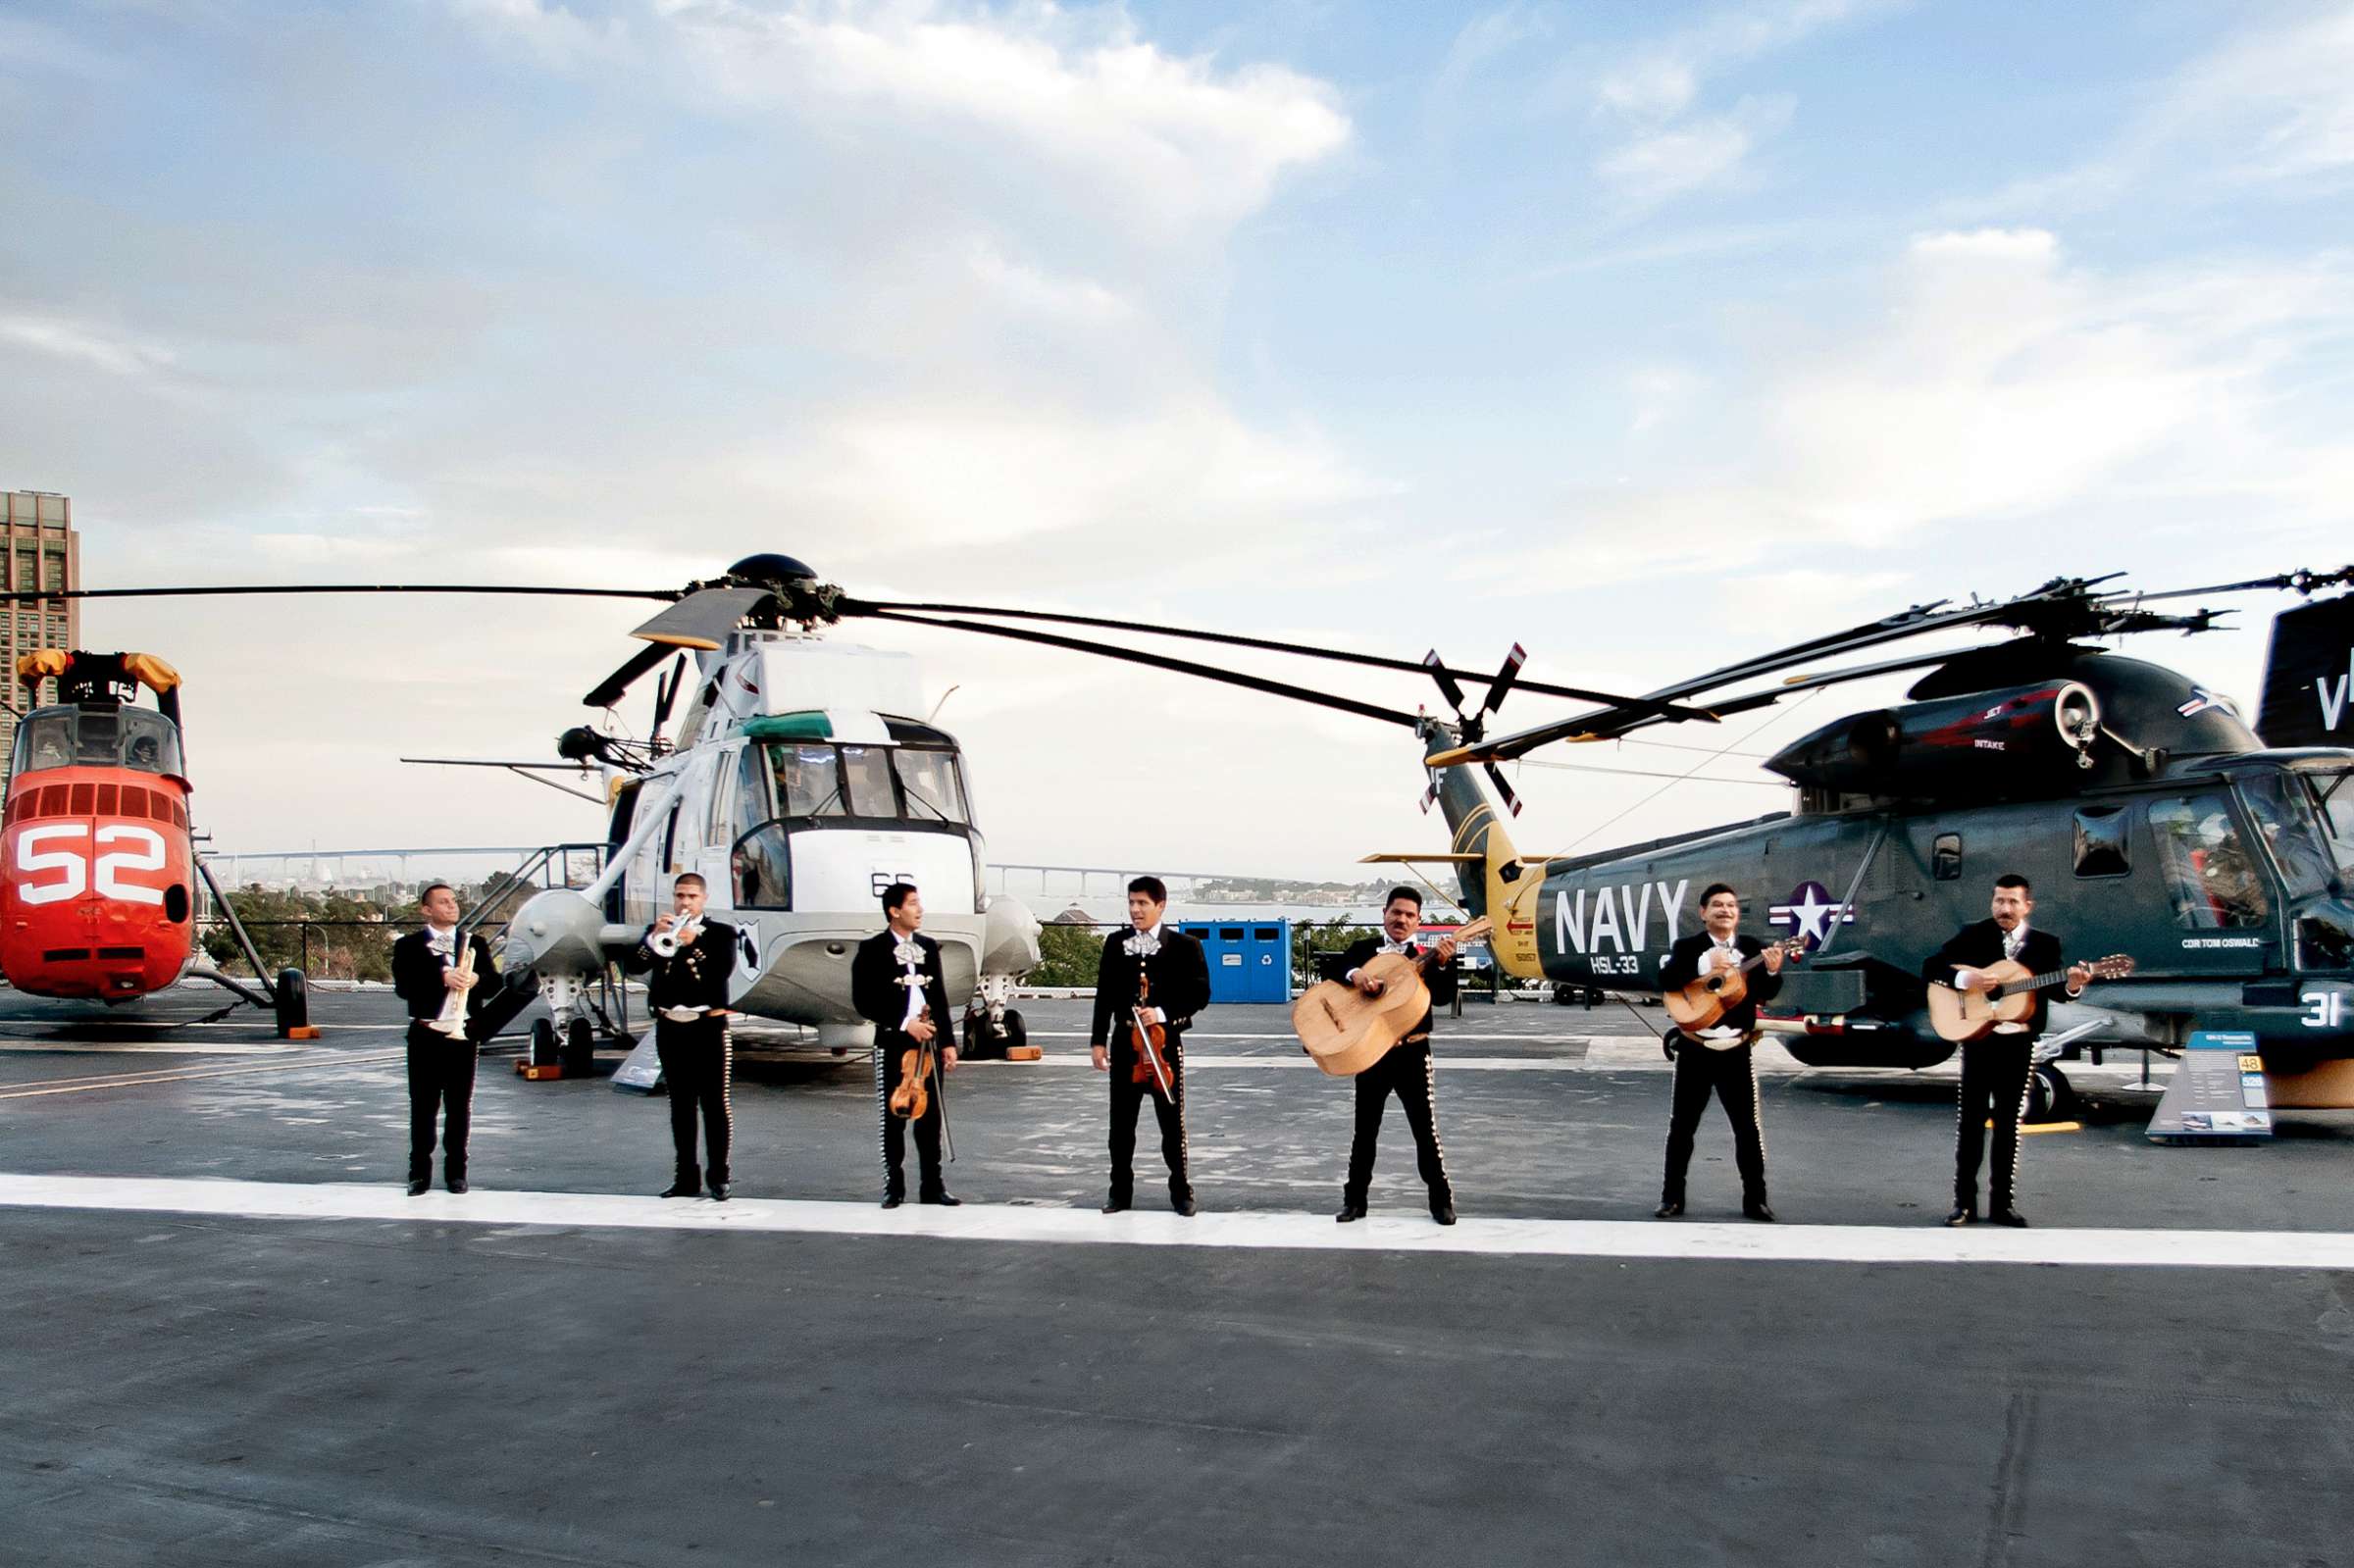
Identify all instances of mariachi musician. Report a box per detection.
[1656,883,1784,1222]
[1332,886,1460,1225]
[390,882,498,1195]
[622,872,740,1200]
[851,882,959,1208]
[1921,873,2088,1229]
[1089,876,1209,1216]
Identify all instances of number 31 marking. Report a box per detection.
[14,824,170,906]
[2299,989,2347,1030]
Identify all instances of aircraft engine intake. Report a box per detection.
[1767,681,2102,799]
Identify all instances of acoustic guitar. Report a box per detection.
[1924,952,2134,1042]
[1661,935,1807,1035]
[1293,918,1493,1078]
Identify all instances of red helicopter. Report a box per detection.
[1,648,311,1033]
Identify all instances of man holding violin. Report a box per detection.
[852,882,959,1208]
[1090,876,1210,1216]
[1656,883,1785,1223]
[624,872,740,1200]
[1333,887,1462,1226]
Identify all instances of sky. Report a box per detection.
[2,0,2350,878]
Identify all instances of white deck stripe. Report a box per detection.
[0,1175,2340,1270]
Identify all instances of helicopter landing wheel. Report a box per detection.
[273,969,309,1037]
[998,1009,1027,1052]
[530,1017,560,1068]
[561,1016,596,1076]
[2026,1064,2076,1125]
[963,1011,1001,1060]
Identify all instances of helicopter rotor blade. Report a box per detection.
[583,642,673,709]
[862,609,1427,730]
[1422,649,1470,717]
[1479,643,1527,719]
[0,583,672,604]
[630,586,773,650]
[1482,761,1524,818]
[843,597,1711,722]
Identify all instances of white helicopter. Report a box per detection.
[489,559,1045,1065]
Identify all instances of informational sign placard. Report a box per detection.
[610,1036,665,1095]
[2145,1030,2272,1142]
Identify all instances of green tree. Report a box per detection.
[1027,921,1108,986]
[1292,917,1377,990]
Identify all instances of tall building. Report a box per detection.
[1,490,79,771]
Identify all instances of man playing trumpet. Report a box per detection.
[623,873,741,1199]
[391,883,498,1195]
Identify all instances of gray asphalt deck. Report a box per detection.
[2,987,2350,1566]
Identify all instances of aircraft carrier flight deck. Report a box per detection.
[3,986,2350,1568]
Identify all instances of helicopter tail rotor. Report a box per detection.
[1422,644,1528,817]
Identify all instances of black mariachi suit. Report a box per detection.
[1089,927,1210,1208]
[1336,936,1458,1212]
[391,927,498,1186]
[1922,920,2068,1214]
[622,919,740,1191]
[852,930,954,1200]
[1658,932,1783,1208]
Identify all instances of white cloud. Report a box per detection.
[0,311,177,379]
[1596,95,1791,203]
[453,0,1352,237]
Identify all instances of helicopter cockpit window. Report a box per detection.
[2313,771,2354,883]
[773,745,844,817]
[2236,773,2334,898]
[839,746,897,818]
[893,748,968,824]
[2148,793,2271,930]
[733,824,791,910]
[2072,806,2129,878]
[14,714,73,774]
[9,708,182,778]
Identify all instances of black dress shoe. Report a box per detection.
[1335,1202,1366,1224]
[1100,1197,1130,1214]
[709,1183,731,1202]
[1989,1208,2029,1228]
[1655,1199,1683,1219]
[1944,1205,1975,1227]
[881,1192,903,1209]
[406,1179,430,1196]
[1172,1195,1198,1217]
[446,1179,469,1195]
[920,1190,960,1207]
[1431,1201,1457,1227]
[662,1182,701,1199]
[1743,1201,1775,1223]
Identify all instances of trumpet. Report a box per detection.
[430,932,476,1039]
[648,915,703,959]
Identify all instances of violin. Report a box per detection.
[1129,970,1174,1097]
[889,1004,936,1121]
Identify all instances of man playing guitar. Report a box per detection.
[1921,874,2090,1229]
[1333,887,1463,1225]
[1656,884,1787,1222]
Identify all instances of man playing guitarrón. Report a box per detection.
[1333,887,1461,1226]
[1922,874,2089,1229]
[851,883,959,1208]
[1090,877,1210,1216]
[623,873,740,1200]
[1656,884,1785,1222]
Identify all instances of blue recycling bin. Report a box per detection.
[1177,920,1292,1004]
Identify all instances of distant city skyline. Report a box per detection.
[2,2,2346,876]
